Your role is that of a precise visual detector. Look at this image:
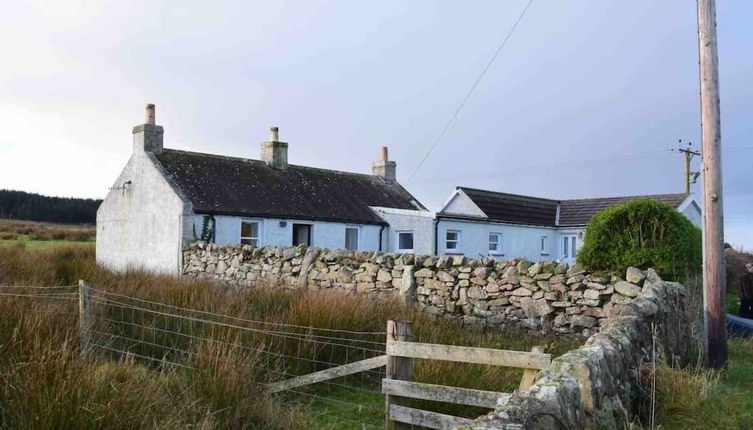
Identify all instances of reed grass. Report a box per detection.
[0,245,580,429]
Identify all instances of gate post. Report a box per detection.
[78,280,92,353]
[385,320,413,430]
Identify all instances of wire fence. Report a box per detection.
[0,283,387,428]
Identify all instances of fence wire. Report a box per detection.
[1,284,388,427]
[85,286,387,427]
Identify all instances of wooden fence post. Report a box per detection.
[78,280,92,353]
[518,345,545,390]
[385,320,413,430]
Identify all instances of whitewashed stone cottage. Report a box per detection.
[434,186,701,264]
[96,105,430,274]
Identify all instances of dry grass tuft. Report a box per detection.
[0,245,582,429]
[0,219,95,242]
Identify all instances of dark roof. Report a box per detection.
[442,187,689,228]
[557,193,689,227]
[447,187,558,226]
[155,149,424,225]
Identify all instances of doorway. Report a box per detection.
[561,234,578,264]
[292,224,312,246]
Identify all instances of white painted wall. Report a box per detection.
[371,207,435,254]
[441,190,486,217]
[189,215,382,251]
[679,198,702,228]
[436,219,557,261]
[96,152,191,274]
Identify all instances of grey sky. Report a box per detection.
[1,1,750,247]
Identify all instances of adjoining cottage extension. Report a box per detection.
[435,187,701,264]
[97,105,701,274]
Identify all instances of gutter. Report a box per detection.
[433,218,440,255]
[378,225,385,252]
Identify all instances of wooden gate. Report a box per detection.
[383,320,551,430]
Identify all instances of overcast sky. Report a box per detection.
[1,1,751,247]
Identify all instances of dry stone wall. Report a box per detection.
[182,243,667,338]
[463,269,696,430]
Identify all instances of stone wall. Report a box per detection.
[464,269,697,430]
[182,243,412,296]
[182,243,671,337]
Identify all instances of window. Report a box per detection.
[446,230,460,250]
[488,233,502,254]
[397,231,414,252]
[345,227,359,250]
[562,235,577,259]
[293,224,312,246]
[540,235,548,255]
[240,221,260,246]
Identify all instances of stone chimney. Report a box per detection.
[372,146,396,181]
[260,126,288,170]
[133,103,163,154]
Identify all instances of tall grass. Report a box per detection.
[0,245,581,429]
[0,219,95,242]
[639,337,753,429]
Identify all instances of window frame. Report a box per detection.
[488,232,502,255]
[540,235,549,256]
[396,231,415,253]
[344,226,360,251]
[445,230,461,251]
[240,220,261,247]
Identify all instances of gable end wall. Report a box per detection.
[96,153,192,274]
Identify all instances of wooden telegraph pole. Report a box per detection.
[697,0,726,368]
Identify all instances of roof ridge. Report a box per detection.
[561,192,689,203]
[457,186,560,203]
[161,148,384,181]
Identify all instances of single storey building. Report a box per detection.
[435,186,701,264]
[96,105,428,273]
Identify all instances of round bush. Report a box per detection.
[578,199,701,280]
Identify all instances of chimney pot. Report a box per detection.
[261,126,288,170]
[145,104,156,125]
[372,147,397,181]
[133,103,163,154]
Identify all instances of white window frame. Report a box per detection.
[540,235,549,256]
[563,236,569,258]
[344,226,360,251]
[396,230,414,253]
[445,230,461,251]
[488,232,502,255]
[240,220,262,246]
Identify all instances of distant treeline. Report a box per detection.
[0,189,101,224]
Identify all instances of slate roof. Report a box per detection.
[155,149,425,225]
[448,187,558,226]
[443,187,689,228]
[557,193,689,227]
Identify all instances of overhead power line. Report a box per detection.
[406,0,535,184]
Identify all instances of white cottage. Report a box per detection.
[96,105,428,274]
[435,187,701,264]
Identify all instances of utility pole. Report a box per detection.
[676,139,701,194]
[697,0,726,368]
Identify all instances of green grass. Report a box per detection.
[0,244,580,429]
[648,337,753,430]
[727,292,740,315]
[0,239,94,250]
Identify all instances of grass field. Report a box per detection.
[0,239,94,249]
[0,245,580,429]
[0,219,95,243]
[2,244,752,429]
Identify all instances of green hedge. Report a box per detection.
[578,199,701,281]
